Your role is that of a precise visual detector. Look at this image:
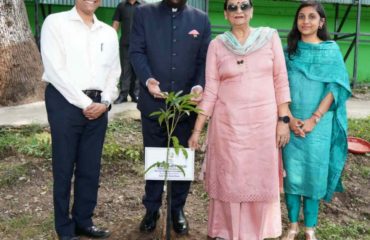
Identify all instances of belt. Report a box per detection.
[82,90,102,98]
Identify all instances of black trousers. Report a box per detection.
[119,45,139,99]
[45,84,108,236]
[141,114,195,213]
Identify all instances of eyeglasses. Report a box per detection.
[226,2,252,12]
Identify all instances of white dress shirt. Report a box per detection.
[41,7,121,109]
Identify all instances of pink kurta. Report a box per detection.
[198,32,290,240]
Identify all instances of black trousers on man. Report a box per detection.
[141,114,195,214]
[45,84,108,236]
[118,45,139,100]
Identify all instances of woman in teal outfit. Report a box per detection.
[282,1,351,240]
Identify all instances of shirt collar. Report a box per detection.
[125,0,141,5]
[69,7,103,30]
[159,1,187,14]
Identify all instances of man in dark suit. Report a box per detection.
[129,0,211,235]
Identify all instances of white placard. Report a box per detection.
[144,147,194,181]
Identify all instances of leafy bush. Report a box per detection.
[18,132,51,159]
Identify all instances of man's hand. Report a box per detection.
[190,86,203,104]
[83,103,107,120]
[147,78,165,99]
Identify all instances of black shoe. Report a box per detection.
[139,210,160,233]
[131,96,138,103]
[172,209,189,235]
[75,225,111,239]
[114,95,127,104]
[58,236,79,240]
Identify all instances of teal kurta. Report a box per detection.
[283,41,351,201]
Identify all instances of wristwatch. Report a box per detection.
[101,100,111,111]
[278,116,290,124]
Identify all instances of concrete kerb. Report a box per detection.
[0,98,369,127]
[0,101,139,127]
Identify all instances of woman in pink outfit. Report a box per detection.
[188,0,291,239]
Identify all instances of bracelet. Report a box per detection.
[315,109,323,118]
[312,112,321,119]
[192,129,202,133]
[312,114,321,124]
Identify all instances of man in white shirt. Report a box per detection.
[41,0,120,239]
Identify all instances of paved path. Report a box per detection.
[0,98,369,126]
[0,101,139,126]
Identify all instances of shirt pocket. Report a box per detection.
[97,41,115,68]
[184,34,201,55]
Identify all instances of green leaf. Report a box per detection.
[171,136,180,155]
[149,111,162,117]
[144,161,163,174]
[181,147,188,159]
[168,113,175,120]
[162,161,170,170]
[175,164,186,176]
[158,114,165,126]
[175,90,183,97]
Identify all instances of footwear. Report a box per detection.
[113,95,127,104]
[305,228,318,240]
[172,209,189,235]
[131,96,138,103]
[58,236,79,240]
[282,225,299,240]
[139,210,160,233]
[75,225,111,239]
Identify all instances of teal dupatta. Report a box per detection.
[285,41,351,202]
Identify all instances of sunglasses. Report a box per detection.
[226,2,252,12]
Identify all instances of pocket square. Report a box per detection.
[188,29,200,38]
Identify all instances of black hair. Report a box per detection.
[287,0,330,58]
[224,0,253,10]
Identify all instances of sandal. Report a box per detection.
[281,226,299,240]
[305,228,318,240]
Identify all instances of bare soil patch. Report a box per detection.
[0,118,369,239]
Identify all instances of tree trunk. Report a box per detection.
[0,0,44,106]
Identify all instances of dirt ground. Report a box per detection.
[0,118,369,240]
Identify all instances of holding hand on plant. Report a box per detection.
[189,1,293,239]
[147,78,166,99]
[129,0,212,237]
[190,86,204,104]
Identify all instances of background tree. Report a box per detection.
[0,0,44,106]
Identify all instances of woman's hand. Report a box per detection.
[188,132,201,150]
[301,117,317,134]
[276,122,290,148]
[289,117,305,137]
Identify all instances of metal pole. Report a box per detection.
[34,0,40,49]
[334,4,339,40]
[353,0,362,87]
[166,181,172,240]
